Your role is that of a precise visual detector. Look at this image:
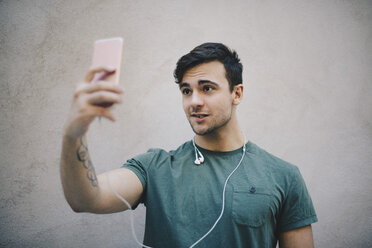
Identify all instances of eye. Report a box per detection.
[182,88,191,95]
[203,85,213,92]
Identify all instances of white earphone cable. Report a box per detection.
[188,141,246,248]
[105,173,153,248]
[107,138,246,248]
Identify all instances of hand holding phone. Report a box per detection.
[90,37,124,84]
[85,37,124,108]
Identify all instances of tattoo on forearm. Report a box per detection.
[76,137,98,187]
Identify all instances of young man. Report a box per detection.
[61,43,317,247]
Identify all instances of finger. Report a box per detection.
[85,81,124,94]
[85,66,116,83]
[87,105,116,122]
[86,91,123,106]
[97,108,116,122]
[91,70,116,83]
[74,81,124,99]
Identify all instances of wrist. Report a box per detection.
[62,120,88,143]
[62,129,84,144]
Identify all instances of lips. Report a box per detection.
[190,113,209,121]
[192,114,208,118]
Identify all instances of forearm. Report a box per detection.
[60,134,100,212]
[60,67,124,212]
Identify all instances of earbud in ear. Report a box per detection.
[233,99,240,105]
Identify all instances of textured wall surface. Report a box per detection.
[1,0,371,247]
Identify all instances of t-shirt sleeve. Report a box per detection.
[121,153,152,209]
[122,158,147,190]
[121,148,165,209]
[278,167,318,232]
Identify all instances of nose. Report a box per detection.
[190,91,204,107]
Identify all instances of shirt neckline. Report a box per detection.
[191,140,254,156]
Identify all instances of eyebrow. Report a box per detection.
[179,80,219,89]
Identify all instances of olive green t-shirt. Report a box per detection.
[122,141,317,248]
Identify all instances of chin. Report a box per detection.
[191,126,213,136]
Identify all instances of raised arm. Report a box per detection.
[60,68,143,213]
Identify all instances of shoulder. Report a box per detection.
[247,141,301,178]
[129,140,193,167]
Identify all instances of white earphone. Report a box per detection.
[193,139,205,165]
[189,136,247,248]
[108,137,246,248]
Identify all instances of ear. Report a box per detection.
[232,84,244,105]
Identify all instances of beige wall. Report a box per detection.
[1,0,371,247]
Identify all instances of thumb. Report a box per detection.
[85,66,116,83]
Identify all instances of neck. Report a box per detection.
[194,113,245,151]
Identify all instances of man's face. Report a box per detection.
[179,61,236,136]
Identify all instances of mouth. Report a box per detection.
[190,113,209,120]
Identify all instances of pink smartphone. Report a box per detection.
[91,37,124,84]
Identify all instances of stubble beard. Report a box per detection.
[189,110,232,136]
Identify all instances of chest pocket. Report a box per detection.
[232,187,273,227]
